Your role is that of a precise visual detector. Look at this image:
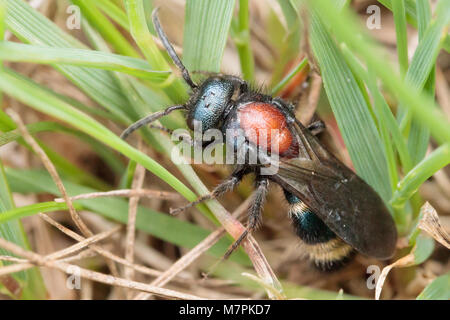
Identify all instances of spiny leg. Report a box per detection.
[169,166,247,215]
[120,105,186,140]
[223,178,269,260]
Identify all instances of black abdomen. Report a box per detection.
[284,190,354,271]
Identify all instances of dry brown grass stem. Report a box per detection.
[54,189,181,203]
[0,256,27,263]
[38,213,177,279]
[135,228,226,300]
[0,225,121,277]
[134,196,255,300]
[6,109,123,280]
[6,109,93,238]
[0,237,206,300]
[125,154,146,298]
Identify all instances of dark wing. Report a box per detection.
[271,120,397,259]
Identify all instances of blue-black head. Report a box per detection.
[187,77,235,132]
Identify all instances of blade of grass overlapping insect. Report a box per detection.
[339,44,414,228]
[416,273,450,300]
[404,0,449,165]
[3,168,250,266]
[338,46,399,190]
[309,9,391,202]
[106,69,216,220]
[0,68,200,205]
[183,0,236,72]
[5,0,131,122]
[306,0,450,145]
[0,160,46,299]
[0,42,170,82]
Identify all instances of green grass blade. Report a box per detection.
[378,0,417,26]
[0,41,170,81]
[183,0,236,72]
[404,0,448,164]
[307,0,450,145]
[416,273,450,300]
[5,0,131,123]
[95,0,129,31]
[392,0,409,76]
[379,0,450,53]
[416,0,431,39]
[412,234,435,265]
[391,143,450,209]
[340,45,411,173]
[232,0,255,82]
[124,0,187,103]
[0,160,46,299]
[309,10,391,202]
[71,0,139,58]
[0,201,77,223]
[271,57,308,95]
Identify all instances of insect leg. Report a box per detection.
[169,166,247,215]
[120,105,186,140]
[307,120,325,136]
[272,97,325,136]
[223,177,269,259]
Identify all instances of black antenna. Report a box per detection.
[120,105,186,140]
[152,8,197,89]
